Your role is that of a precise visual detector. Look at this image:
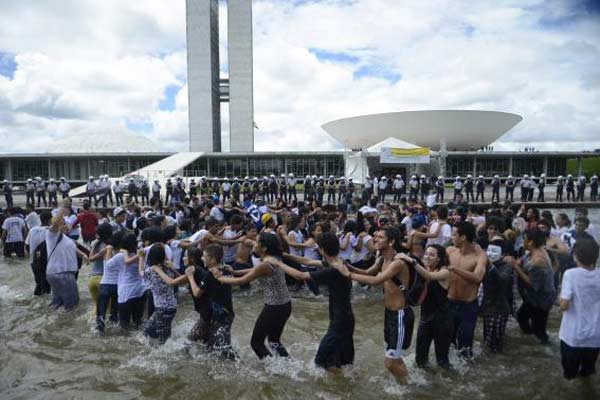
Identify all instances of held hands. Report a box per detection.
[333,261,351,278]
[185,266,195,277]
[222,265,235,274]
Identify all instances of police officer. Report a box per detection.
[316,176,325,204]
[287,173,297,202]
[576,176,586,202]
[453,176,463,202]
[505,175,515,201]
[590,175,598,201]
[520,174,530,202]
[152,179,161,202]
[269,174,278,203]
[419,174,429,201]
[555,175,564,202]
[491,175,500,203]
[279,174,287,202]
[86,176,96,204]
[47,178,58,205]
[464,174,474,202]
[362,175,372,204]
[200,177,209,197]
[59,177,70,199]
[242,176,251,201]
[128,178,139,204]
[476,175,486,202]
[537,173,546,202]
[347,177,355,206]
[2,179,13,208]
[35,177,47,207]
[566,174,575,202]
[140,178,150,205]
[435,176,445,203]
[165,178,173,203]
[189,178,197,197]
[392,174,404,203]
[303,175,313,202]
[25,178,35,205]
[113,179,124,206]
[105,175,114,206]
[222,178,231,202]
[338,177,347,206]
[232,177,241,202]
[326,175,336,204]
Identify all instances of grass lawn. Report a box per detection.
[567,157,600,176]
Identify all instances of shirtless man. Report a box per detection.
[338,226,411,383]
[446,221,487,360]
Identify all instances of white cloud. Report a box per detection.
[0,0,599,153]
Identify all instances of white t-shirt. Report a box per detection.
[288,230,304,257]
[210,206,225,222]
[358,206,377,215]
[351,234,372,264]
[559,267,600,347]
[401,215,413,233]
[25,212,41,229]
[2,216,25,243]
[427,221,452,246]
[339,234,358,261]
[25,226,48,262]
[222,228,239,263]
[45,230,78,274]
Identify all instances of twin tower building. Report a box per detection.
[186,0,254,152]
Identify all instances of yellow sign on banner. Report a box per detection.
[380,147,430,164]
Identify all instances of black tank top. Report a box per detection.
[420,278,448,321]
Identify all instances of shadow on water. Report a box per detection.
[1,246,599,399]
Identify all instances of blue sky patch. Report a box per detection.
[309,48,359,63]
[126,118,153,133]
[0,51,17,79]
[353,65,401,84]
[159,84,181,111]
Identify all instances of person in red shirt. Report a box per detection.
[75,201,100,244]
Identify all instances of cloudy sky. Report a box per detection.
[0,0,599,153]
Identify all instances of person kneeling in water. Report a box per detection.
[266,232,355,374]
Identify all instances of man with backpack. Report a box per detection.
[338,226,413,384]
[25,211,53,295]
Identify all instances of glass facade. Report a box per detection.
[12,160,49,181]
[475,158,509,177]
[547,158,567,177]
[512,157,544,177]
[447,157,474,177]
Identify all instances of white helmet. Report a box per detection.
[467,174,472,178]
[558,175,564,179]
[396,174,401,178]
[494,174,499,178]
[456,176,460,180]
[524,174,529,178]
[382,176,387,180]
[479,175,484,179]
[438,176,444,180]
[89,176,94,180]
[27,178,32,182]
[288,173,294,177]
[329,175,334,179]
[568,174,573,178]
[312,175,318,179]
[270,174,275,178]
[508,175,513,179]
[411,175,416,179]
[60,177,66,181]
[306,175,310,179]
[420,174,426,178]
[244,176,249,180]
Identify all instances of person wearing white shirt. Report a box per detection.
[392,175,405,203]
[412,206,452,247]
[59,177,70,199]
[559,238,600,380]
[25,204,41,229]
[25,211,52,295]
[2,208,27,257]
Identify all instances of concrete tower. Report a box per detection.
[186,0,254,153]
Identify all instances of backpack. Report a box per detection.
[32,233,64,275]
[400,256,429,307]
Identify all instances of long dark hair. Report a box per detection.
[425,244,449,270]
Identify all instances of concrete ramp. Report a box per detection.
[69,152,204,198]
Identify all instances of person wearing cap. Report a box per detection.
[537,173,546,202]
[25,178,36,205]
[2,179,13,208]
[475,175,485,202]
[555,175,565,202]
[407,175,418,202]
[152,179,161,203]
[491,175,500,203]
[591,175,598,202]
[59,177,70,200]
[505,175,515,201]
[464,174,474,203]
[453,176,463,202]
[112,180,123,206]
[110,207,128,234]
[35,177,47,207]
[566,174,575,202]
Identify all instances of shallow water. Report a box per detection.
[1,209,599,399]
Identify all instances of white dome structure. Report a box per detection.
[45,130,158,153]
[322,110,522,150]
